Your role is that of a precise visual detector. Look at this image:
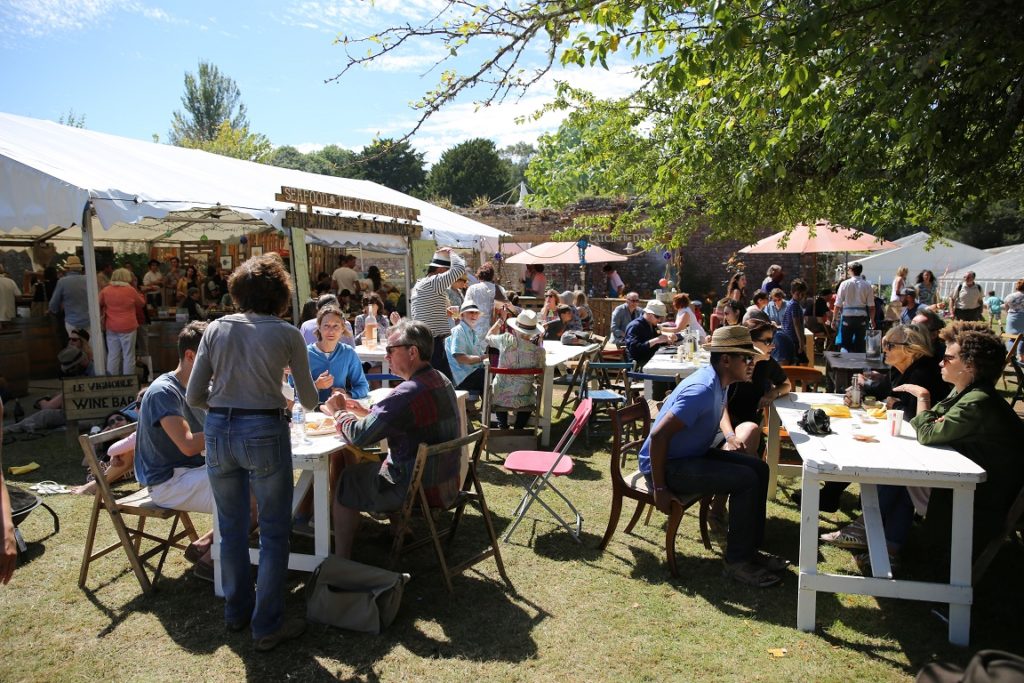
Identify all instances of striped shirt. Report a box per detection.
[410,252,466,338]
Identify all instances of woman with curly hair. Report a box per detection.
[915,269,938,306]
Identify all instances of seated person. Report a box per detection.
[624,299,676,370]
[544,304,584,344]
[446,301,487,392]
[610,293,642,347]
[304,305,369,404]
[325,321,462,558]
[485,309,546,429]
[299,294,354,346]
[72,392,146,495]
[639,325,787,587]
[743,291,771,324]
[184,287,206,321]
[133,321,251,580]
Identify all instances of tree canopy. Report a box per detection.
[170,60,250,145]
[428,138,512,205]
[179,120,272,162]
[332,0,1024,246]
[352,138,427,195]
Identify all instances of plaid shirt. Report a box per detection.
[337,365,461,506]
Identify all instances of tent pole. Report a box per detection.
[81,201,106,374]
[404,236,413,306]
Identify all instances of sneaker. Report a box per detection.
[819,520,867,550]
[193,559,214,583]
[255,617,306,652]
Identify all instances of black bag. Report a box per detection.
[798,408,832,435]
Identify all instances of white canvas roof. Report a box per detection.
[852,232,988,285]
[937,243,1024,299]
[0,111,506,251]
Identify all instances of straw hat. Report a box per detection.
[459,301,481,315]
[429,250,452,268]
[63,255,84,271]
[643,299,668,318]
[59,347,85,373]
[507,310,543,338]
[705,325,757,355]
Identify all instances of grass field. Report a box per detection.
[2,392,1022,682]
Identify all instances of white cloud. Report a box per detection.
[0,0,176,40]
[281,0,446,33]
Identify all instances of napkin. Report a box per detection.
[811,404,851,418]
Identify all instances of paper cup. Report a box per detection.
[886,409,904,437]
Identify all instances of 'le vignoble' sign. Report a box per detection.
[62,375,139,421]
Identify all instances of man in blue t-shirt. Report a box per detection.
[639,325,786,587]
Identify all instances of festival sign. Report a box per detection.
[276,186,420,223]
[281,210,421,239]
[62,375,139,421]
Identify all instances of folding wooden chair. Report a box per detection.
[1000,333,1022,391]
[626,371,680,406]
[481,360,543,459]
[1009,355,1024,410]
[502,399,593,544]
[388,430,510,592]
[599,402,712,576]
[78,423,199,594]
[973,481,1024,583]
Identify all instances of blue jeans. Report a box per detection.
[663,449,769,564]
[205,412,292,639]
[878,484,915,549]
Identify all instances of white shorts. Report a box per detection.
[149,466,213,514]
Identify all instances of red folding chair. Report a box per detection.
[502,398,593,543]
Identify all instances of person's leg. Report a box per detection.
[105,331,121,375]
[877,484,915,550]
[457,367,485,393]
[495,410,510,429]
[332,502,361,559]
[513,410,532,429]
[242,415,294,640]
[122,330,136,377]
[204,413,255,629]
[431,337,453,380]
[848,317,867,353]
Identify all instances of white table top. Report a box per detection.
[642,351,708,378]
[542,340,597,367]
[774,392,986,484]
[354,344,386,362]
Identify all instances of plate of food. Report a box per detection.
[305,413,337,436]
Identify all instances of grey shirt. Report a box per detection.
[48,271,90,328]
[186,312,319,411]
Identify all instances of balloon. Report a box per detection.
[659,278,669,287]
[493,252,502,262]
[662,251,672,260]
[239,235,248,245]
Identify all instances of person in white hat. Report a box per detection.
[484,309,546,429]
[638,325,788,588]
[624,299,677,371]
[48,255,91,336]
[445,300,486,392]
[410,246,466,380]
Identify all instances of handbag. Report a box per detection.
[305,556,410,634]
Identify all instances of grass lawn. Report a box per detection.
[2,397,1022,682]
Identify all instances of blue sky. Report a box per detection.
[0,0,638,164]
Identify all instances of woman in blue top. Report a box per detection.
[306,305,369,404]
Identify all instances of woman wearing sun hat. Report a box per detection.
[485,309,546,429]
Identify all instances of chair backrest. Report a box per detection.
[780,365,825,392]
[1002,333,1022,372]
[79,422,139,506]
[481,359,543,416]
[609,401,651,480]
[551,398,593,455]
[408,430,485,510]
[585,361,633,394]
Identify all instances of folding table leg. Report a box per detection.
[948,487,975,646]
[797,473,820,633]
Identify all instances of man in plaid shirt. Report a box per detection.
[325,320,461,558]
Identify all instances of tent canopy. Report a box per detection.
[851,232,988,285]
[937,243,1024,299]
[740,220,897,254]
[0,112,507,251]
[504,241,627,265]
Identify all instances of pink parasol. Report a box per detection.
[739,220,898,254]
[504,241,627,264]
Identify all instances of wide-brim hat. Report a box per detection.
[706,325,757,355]
[58,346,85,372]
[429,250,452,268]
[507,309,543,338]
[459,301,481,315]
[643,299,668,318]
[63,255,84,271]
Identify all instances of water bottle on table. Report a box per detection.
[291,391,310,445]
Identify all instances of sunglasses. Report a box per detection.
[729,353,755,364]
[385,343,411,356]
[883,341,909,351]
[756,337,775,345]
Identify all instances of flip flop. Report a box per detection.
[723,561,781,588]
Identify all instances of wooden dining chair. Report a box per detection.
[388,430,510,592]
[599,401,711,577]
[1000,333,1022,390]
[481,360,543,459]
[78,423,199,594]
[972,481,1024,584]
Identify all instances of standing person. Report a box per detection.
[465,262,513,337]
[530,265,547,298]
[486,309,546,429]
[834,262,875,353]
[96,263,114,290]
[0,266,19,326]
[760,265,785,294]
[661,293,707,341]
[49,255,90,335]
[176,266,200,307]
[164,257,183,306]
[409,247,466,381]
[609,292,642,347]
[446,301,487,392]
[1004,279,1024,339]
[766,288,786,327]
[141,259,164,308]
[366,265,384,296]
[304,305,369,404]
[772,279,807,364]
[603,263,625,297]
[949,271,985,321]
[186,254,318,652]
[574,291,594,331]
[915,269,937,306]
[99,267,145,375]
[331,254,361,296]
[898,287,928,325]
[985,290,1004,328]
[727,273,747,303]
[890,266,909,302]
[624,300,677,370]
[640,325,785,587]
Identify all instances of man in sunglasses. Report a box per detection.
[609,292,642,347]
[639,325,787,588]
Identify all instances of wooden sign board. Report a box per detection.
[282,210,421,239]
[277,186,420,223]
[62,375,140,421]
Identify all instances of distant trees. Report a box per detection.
[58,109,86,128]
[427,138,512,206]
[354,138,427,195]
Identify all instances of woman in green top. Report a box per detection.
[874,322,1024,563]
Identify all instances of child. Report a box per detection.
[485,309,546,429]
[986,290,1003,327]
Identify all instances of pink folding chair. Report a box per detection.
[502,398,593,543]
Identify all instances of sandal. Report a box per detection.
[752,551,790,572]
[723,560,781,588]
[820,525,867,550]
[854,551,900,575]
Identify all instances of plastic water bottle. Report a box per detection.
[291,395,308,445]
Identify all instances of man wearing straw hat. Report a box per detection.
[48,255,90,336]
[638,325,788,588]
[410,247,466,380]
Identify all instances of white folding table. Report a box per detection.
[641,352,706,399]
[539,340,597,447]
[770,392,987,646]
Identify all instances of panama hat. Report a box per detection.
[643,299,668,318]
[459,301,481,315]
[429,250,452,268]
[706,325,757,355]
[59,346,86,373]
[63,255,84,271]
[507,309,543,338]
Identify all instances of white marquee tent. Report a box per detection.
[851,232,988,289]
[937,243,1024,300]
[0,111,509,371]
